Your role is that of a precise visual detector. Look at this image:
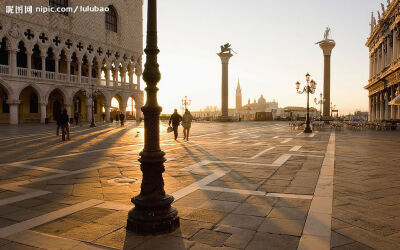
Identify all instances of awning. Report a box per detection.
[389,94,400,106]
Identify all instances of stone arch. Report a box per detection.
[18,85,42,123]
[47,88,66,122]
[71,89,88,123]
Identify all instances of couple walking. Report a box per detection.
[169,109,193,141]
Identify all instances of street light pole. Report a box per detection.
[296,73,317,133]
[181,96,191,114]
[314,93,325,120]
[127,0,179,235]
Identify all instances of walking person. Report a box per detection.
[169,109,182,140]
[182,109,193,141]
[61,109,70,141]
[55,113,61,136]
[74,111,79,126]
[120,112,125,127]
[102,113,106,123]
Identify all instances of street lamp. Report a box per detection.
[296,73,317,133]
[181,96,191,114]
[126,0,179,235]
[314,93,325,120]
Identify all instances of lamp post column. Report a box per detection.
[127,0,179,235]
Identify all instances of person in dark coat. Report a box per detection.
[61,109,70,141]
[169,109,182,140]
[116,112,119,122]
[74,112,79,126]
[55,113,61,136]
[119,113,125,126]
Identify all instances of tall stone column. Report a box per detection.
[41,55,46,78]
[135,104,142,121]
[27,51,32,77]
[318,40,335,118]
[40,102,47,123]
[65,104,72,117]
[105,104,111,122]
[369,95,373,121]
[9,49,17,76]
[217,52,233,120]
[7,100,20,125]
[380,93,384,120]
[86,97,92,122]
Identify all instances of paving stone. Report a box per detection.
[246,232,299,250]
[218,214,264,230]
[331,231,355,248]
[0,242,42,250]
[191,229,231,247]
[232,203,272,217]
[171,219,213,239]
[93,227,146,249]
[258,218,304,236]
[33,218,85,236]
[214,192,249,202]
[67,207,115,223]
[199,200,240,213]
[60,222,121,242]
[134,235,194,250]
[267,206,308,221]
[214,224,255,249]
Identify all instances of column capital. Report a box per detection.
[6,99,20,105]
[217,52,233,64]
[318,40,336,56]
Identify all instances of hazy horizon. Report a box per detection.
[140,0,380,115]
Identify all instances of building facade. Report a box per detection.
[365,0,400,121]
[0,0,143,124]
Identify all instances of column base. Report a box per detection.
[217,116,235,122]
[127,194,180,235]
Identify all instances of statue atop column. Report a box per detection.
[220,43,237,55]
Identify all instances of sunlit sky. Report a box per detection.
[140,0,380,115]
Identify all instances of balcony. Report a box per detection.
[0,65,138,90]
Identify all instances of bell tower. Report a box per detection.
[236,79,242,111]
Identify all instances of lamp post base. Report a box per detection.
[303,125,313,133]
[127,194,180,235]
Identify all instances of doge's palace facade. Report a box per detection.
[0,0,143,124]
[366,0,400,121]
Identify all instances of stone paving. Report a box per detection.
[0,121,398,249]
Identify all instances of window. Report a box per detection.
[105,6,117,32]
[29,93,38,113]
[49,0,69,15]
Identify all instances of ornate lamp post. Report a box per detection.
[126,0,179,235]
[296,73,317,133]
[181,96,191,114]
[314,93,325,120]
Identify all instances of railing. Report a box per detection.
[31,69,42,78]
[0,66,137,90]
[58,73,67,81]
[17,67,27,76]
[0,65,9,74]
[70,75,78,83]
[81,76,88,84]
[45,71,55,80]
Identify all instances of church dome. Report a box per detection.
[258,95,266,104]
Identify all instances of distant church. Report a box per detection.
[234,79,282,120]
